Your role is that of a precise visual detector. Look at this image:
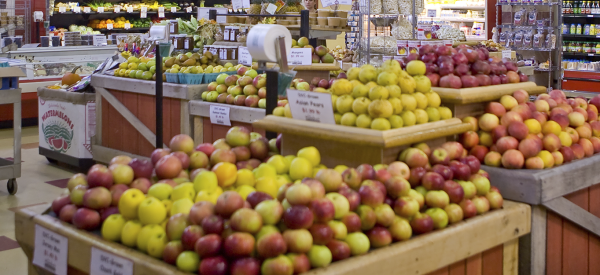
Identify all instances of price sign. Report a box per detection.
[427,9,436,17]
[171,7,177,12]
[238,46,252,66]
[266,3,277,14]
[97,7,104,12]
[141,6,147,18]
[59,6,66,13]
[321,0,351,6]
[124,22,131,29]
[90,247,133,275]
[73,6,81,13]
[158,7,165,17]
[588,15,594,17]
[114,6,120,12]
[287,89,335,124]
[127,6,133,13]
[210,105,231,126]
[84,6,91,13]
[107,23,113,30]
[186,6,193,12]
[288,48,311,65]
[93,35,108,46]
[232,0,243,10]
[32,225,68,275]
[502,50,512,59]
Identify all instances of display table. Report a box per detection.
[90,75,207,164]
[15,201,530,275]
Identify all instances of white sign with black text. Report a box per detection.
[210,105,231,126]
[90,247,133,275]
[287,89,335,124]
[32,225,68,275]
[238,46,252,66]
[288,48,312,65]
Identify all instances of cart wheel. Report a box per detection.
[7,178,17,195]
[46,157,58,164]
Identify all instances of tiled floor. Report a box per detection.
[0,126,76,274]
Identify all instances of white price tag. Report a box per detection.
[93,35,108,45]
[158,7,165,17]
[323,0,351,6]
[287,89,335,124]
[588,15,594,17]
[141,6,147,18]
[502,50,512,59]
[266,3,277,14]
[73,6,81,13]
[210,105,231,126]
[124,22,131,29]
[84,6,91,13]
[288,48,312,65]
[114,6,120,12]
[59,6,66,13]
[382,56,392,61]
[427,9,436,17]
[127,6,133,13]
[243,0,251,8]
[171,7,177,12]
[32,225,68,275]
[238,46,252,66]
[187,6,193,13]
[107,23,113,30]
[339,61,343,69]
[232,0,244,10]
[90,247,133,275]
[97,7,104,12]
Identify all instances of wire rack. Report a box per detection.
[0,1,31,44]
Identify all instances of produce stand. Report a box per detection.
[90,75,207,163]
[0,66,23,195]
[15,201,531,275]
[37,87,96,170]
[253,116,472,167]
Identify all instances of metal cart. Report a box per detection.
[0,66,23,195]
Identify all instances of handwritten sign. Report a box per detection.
[73,6,81,13]
[288,48,312,65]
[93,35,108,46]
[127,6,133,13]
[97,7,104,12]
[232,0,243,10]
[158,7,165,17]
[90,247,133,275]
[171,7,177,12]
[187,6,193,13]
[59,6,66,13]
[107,23,113,30]
[210,105,231,126]
[502,50,512,59]
[124,22,130,29]
[427,9,436,17]
[114,6,120,12]
[84,7,91,13]
[266,3,277,14]
[141,6,147,18]
[32,225,68,275]
[287,89,335,124]
[238,46,252,66]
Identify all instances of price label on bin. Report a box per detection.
[124,22,131,29]
[97,7,104,12]
[141,6,147,18]
[210,105,231,126]
[158,7,165,17]
[287,89,335,124]
[107,23,113,29]
[32,225,68,275]
[59,6,66,13]
[73,6,81,13]
[186,6,193,12]
[127,6,133,13]
[502,50,512,59]
[288,48,311,65]
[90,247,133,275]
[114,6,120,12]
[238,46,252,66]
[171,7,177,12]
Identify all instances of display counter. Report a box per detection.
[562,70,600,92]
[90,75,207,164]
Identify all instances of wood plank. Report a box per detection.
[433,82,541,104]
[427,267,449,275]
[448,261,466,275]
[481,166,541,205]
[180,100,190,136]
[561,189,590,275]
[138,93,156,157]
[189,101,266,124]
[482,245,503,275]
[519,205,547,275]
[544,196,600,238]
[202,117,213,144]
[90,74,207,100]
[503,239,519,275]
[121,91,139,156]
[589,184,600,275]
[193,116,204,144]
[465,254,482,275]
[537,154,600,202]
[101,97,109,148]
[546,211,563,275]
[95,93,102,145]
[107,90,123,152]
[170,98,182,139]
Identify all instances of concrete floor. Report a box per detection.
[0,126,76,274]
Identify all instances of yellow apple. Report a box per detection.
[438,106,453,120]
[193,171,218,193]
[101,214,126,242]
[235,169,255,187]
[118,189,146,220]
[413,92,428,109]
[195,186,223,204]
[237,185,256,199]
[254,163,278,180]
[170,198,195,216]
[138,197,167,225]
[146,231,168,258]
[267,155,289,174]
[110,164,134,185]
[297,146,321,167]
[289,157,314,181]
[425,92,441,107]
[136,224,165,252]
[255,177,279,198]
[400,94,417,111]
[147,183,173,201]
[276,174,292,187]
[334,165,348,174]
[121,220,143,247]
[171,183,196,201]
[162,200,173,216]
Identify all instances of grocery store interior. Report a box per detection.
[2,0,600,274]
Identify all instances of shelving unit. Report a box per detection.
[422,0,488,40]
[561,8,600,91]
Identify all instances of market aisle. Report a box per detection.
[0,126,75,274]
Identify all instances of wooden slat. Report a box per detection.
[546,211,563,275]
[544,196,600,238]
[193,116,204,144]
[428,267,449,275]
[589,185,600,275]
[561,189,590,275]
[482,245,503,275]
[465,254,482,275]
[121,91,139,156]
[519,205,547,275]
[107,90,124,152]
[92,144,150,165]
[502,239,519,275]
[95,93,102,145]
[101,97,109,148]
[170,98,182,140]
[90,74,207,100]
[448,261,466,275]
[433,82,542,104]
[138,93,156,157]
[202,117,213,144]
[189,101,266,124]
[481,166,541,205]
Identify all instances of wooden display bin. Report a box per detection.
[15,201,530,275]
[482,154,600,275]
[90,75,207,164]
[189,100,266,144]
[433,82,547,118]
[252,116,472,167]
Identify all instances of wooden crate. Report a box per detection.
[482,154,600,275]
[252,116,472,167]
[90,75,207,164]
[15,201,530,275]
[189,100,266,144]
[433,82,547,118]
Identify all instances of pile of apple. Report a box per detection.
[408,44,529,88]
[460,90,600,169]
[275,59,452,130]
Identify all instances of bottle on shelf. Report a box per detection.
[587,1,591,14]
[574,1,579,14]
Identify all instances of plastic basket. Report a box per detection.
[165,73,179,83]
[203,71,237,84]
[178,73,205,85]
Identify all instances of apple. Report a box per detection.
[421,172,445,191]
[67,173,87,192]
[356,164,376,180]
[163,241,184,265]
[87,164,114,189]
[384,176,411,198]
[341,168,362,190]
[358,184,384,208]
[283,229,313,253]
[443,180,464,203]
[366,226,392,248]
[460,156,481,175]
[230,208,263,234]
[325,193,350,219]
[257,232,287,258]
[387,162,410,180]
[326,240,351,262]
[202,215,225,235]
[309,224,334,245]
[471,175,491,195]
[345,232,370,255]
[338,186,361,211]
[230,257,260,275]
[404,148,429,168]
[261,255,294,275]
[408,167,427,187]
[309,198,335,223]
[283,205,314,229]
[374,204,395,227]
[181,225,205,251]
[328,220,348,240]
[444,203,464,224]
[72,208,101,230]
[165,213,189,241]
[459,199,478,218]
[58,204,77,223]
[425,190,450,208]
[189,201,215,225]
[155,155,183,180]
[224,232,255,258]
[215,191,244,218]
[341,212,362,233]
[246,191,274,208]
[425,207,449,229]
[472,196,490,214]
[356,205,377,231]
[199,256,228,275]
[52,195,71,215]
[409,212,434,235]
[449,161,471,180]
[393,197,419,218]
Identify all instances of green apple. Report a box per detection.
[70,185,88,206]
[101,214,126,242]
[138,197,167,225]
[171,183,196,201]
[267,155,289,174]
[256,224,280,240]
[121,220,143,247]
[254,163,278,179]
[400,110,417,127]
[255,199,284,225]
[308,245,332,268]
[414,109,429,124]
[176,251,200,273]
[334,165,348,174]
[193,171,218,193]
[346,232,370,255]
[438,106,453,120]
[425,107,441,122]
[118,188,146,220]
[136,224,165,252]
[325,193,350,219]
[413,92,428,109]
[147,183,173,201]
[400,94,417,111]
[146,231,168,258]
[276,175,292,187]
[171,198,194,216]
[425,207,449,229]
[327,220,348,240]
[389,217,412,241]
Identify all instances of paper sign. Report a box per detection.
[502,50,512,59]
[90,247,133,275]
[158,7,165,17]
[73,6,81,13]
[98,7,104,12]
[321,0,352,6]
[210,105,231,126]
[59,7,66,13]
[107,23,113,30]
[84,7,91,13]
[427,9,436,17]
[124,22,130,29]
[287,90,335,124]
[243,0,250,8]
[32,225,68,275]
[127,6,133,13]
[266,3,277,14]
[288,48,312,65]
[187,6,193,12]
[171,7,177,12]
[93,35,108,46]
[141,6,147,18]
[232,0,243,10]
[238,46,252,65]
[114,6,120,12]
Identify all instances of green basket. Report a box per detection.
[203,71,237,84]
[178,73,204,85]
[165,73,180,83]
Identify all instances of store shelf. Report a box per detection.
[96,27,150,32]
[506,47,555,51]
[496,24,558,30]
[563,13,600,18]
[51,11,193,15]
[563,52,600,57]
[439,4,486,9]
[465,35,487,41]
[563,34,600,38]
[437,17,486,22]
[497,2,561,5]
